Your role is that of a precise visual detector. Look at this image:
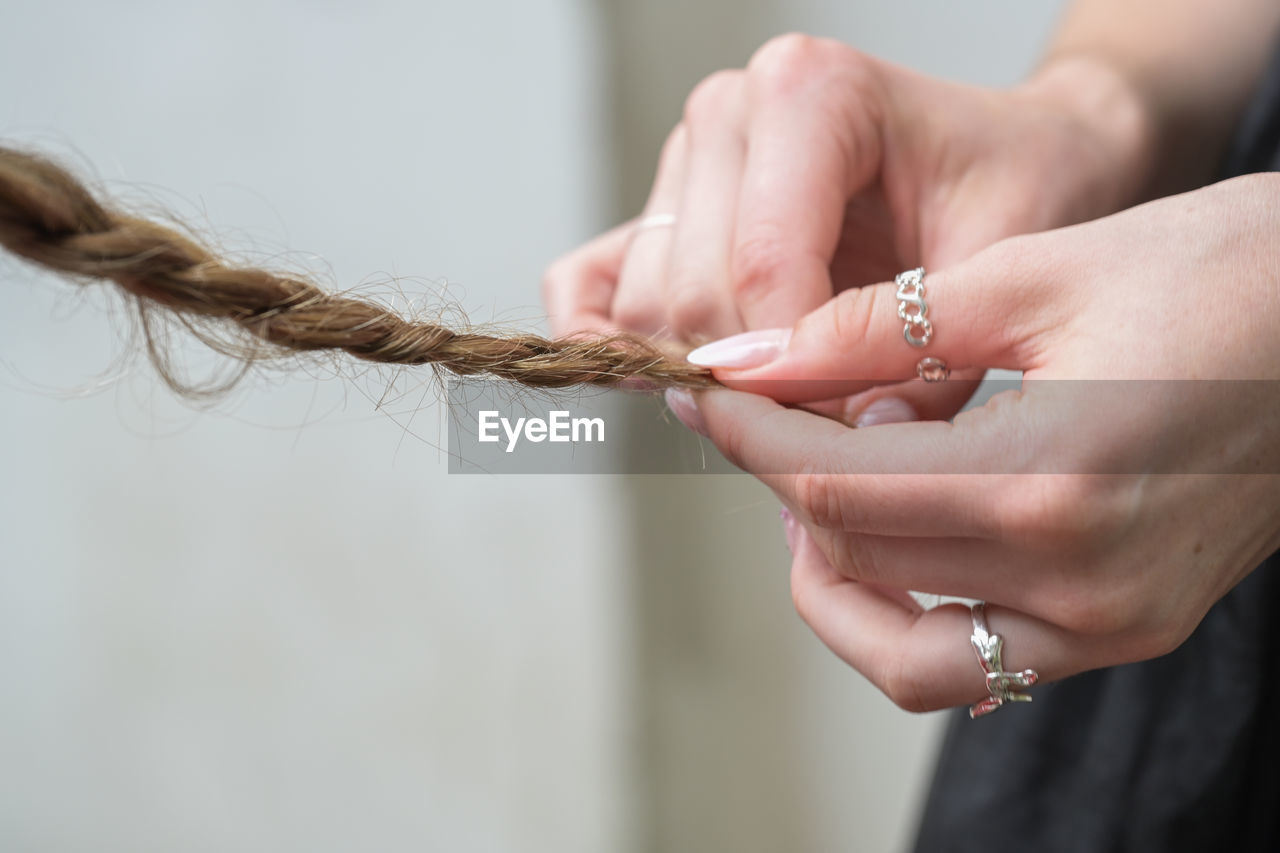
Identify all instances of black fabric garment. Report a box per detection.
[913,48,1280,853]
[1226,45,1280,174]
[913,564,1280,853]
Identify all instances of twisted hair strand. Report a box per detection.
[0,146,716,394]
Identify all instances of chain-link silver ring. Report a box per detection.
[895,267,950,382]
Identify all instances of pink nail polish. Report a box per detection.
[780,507,798,554]
[686,328,791,369]
[664,388,708,436]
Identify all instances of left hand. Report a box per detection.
[664,173,1280,712]
[542,40,1153,418]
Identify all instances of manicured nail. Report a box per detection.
[686,328,791,369]
[780,507,799,554]
[664,388,707,436]
[854,397,917,428]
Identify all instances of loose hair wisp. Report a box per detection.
[0,146,715,396]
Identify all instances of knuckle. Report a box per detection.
[709,409,752,470]
[796,285,880,353]
[667,287,724,341]
[541,246,585,286]
[610,295,660,333]
[539,259,569,303]
[730,230,787,300]
[748,33,832,85]
[682,70,743,127]
[791,465,848,532]
[748,35,876,102]
[996,476,1109,553]
[827,535,887,585]
[1051,585,1133,637]
[879,651,933,714]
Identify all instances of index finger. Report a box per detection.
[691,386,1005,538]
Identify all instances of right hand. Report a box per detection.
[662,173,1280,710]
[542,34,1154,419]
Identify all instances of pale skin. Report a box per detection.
[542,0,1280,711]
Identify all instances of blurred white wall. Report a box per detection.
[0,2,629,851]
[0,2,1062,852]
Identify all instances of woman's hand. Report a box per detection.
[543,35,1153,417]
[665,174,1280,712]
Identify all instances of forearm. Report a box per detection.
[1037,0,1280,198]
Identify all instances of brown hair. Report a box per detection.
[0,146,714,395]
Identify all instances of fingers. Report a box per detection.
[550,38,903,346]
[787,521,1093,713]
[803,370,985,428]
[696,386,1063,614]
[688,239,1060,403]
[542,221,635,337]
[731,44,881,331]
[662,72,749,343]
[799,526,1036,610]
[611,125,689,335]
[689,387,1004,537]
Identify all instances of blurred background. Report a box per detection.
[0,2,1059,850]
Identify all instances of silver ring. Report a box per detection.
[895,267,949,382]
[895,267,932,347]
[634,212,677,233]
[916,357,950,383]
[968,601,1039,719]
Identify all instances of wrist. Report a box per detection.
[1017,54,1159,214]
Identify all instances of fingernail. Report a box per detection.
[686,328,791,369]
[854,397,917,428]
[780,507,799,554]
[664,388,707,436]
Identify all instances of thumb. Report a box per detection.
[686,241,1053,403]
